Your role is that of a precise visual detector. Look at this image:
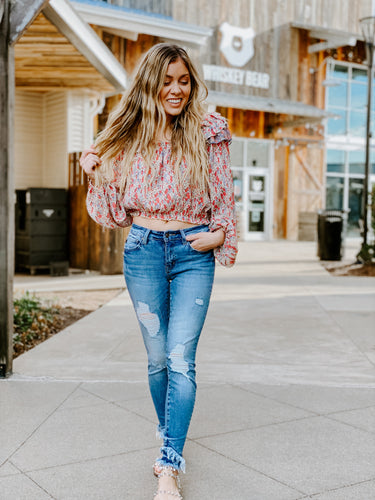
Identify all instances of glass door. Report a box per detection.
[231,139,274,240]
[248,171,267,235]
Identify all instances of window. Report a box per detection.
[246,141,269,167]
[326,176,344,210]
[348,178,364,234]
[326,148,368,236]
[325,62,375,237]
[348,150,365,175]
[326,149,345,173]
[326,64,375,137]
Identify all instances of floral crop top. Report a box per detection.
[86,112,237,267]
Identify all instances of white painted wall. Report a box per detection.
[43,91,69,188]
[14,90,95,190]
[68,91,92,152]
[14,91,44,188]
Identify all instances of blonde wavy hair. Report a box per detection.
[94,43,209,191]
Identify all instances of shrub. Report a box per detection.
[13,292,60,357]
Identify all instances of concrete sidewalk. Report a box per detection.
[2,241,375,499]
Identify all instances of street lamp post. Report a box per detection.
[359,16,375,256]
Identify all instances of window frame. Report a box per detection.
[325,61,375,238]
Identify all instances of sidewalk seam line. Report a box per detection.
[229,383,321,416]
[18,445,160,474]
[189,414,321,440]
[305,476,375,498]
[0,383,82,468]
[233,383,375,420]
[311,293,375,369]
[190,439,308,496]
[324,412,375,435]
[23,470,58,500]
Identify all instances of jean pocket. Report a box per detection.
[187,242,211,254]
[185,233,210,254]
[124,232,142,251]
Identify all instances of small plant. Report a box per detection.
[13,292,60,357]
[356,243,374,264]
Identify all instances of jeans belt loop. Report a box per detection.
[179,229,187,241]
[142,229,151,245]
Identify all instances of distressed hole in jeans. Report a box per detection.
[169,344,189,377]
[195,298,204,306]
[136,302,160,337]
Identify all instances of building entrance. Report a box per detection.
[231,138,274,240]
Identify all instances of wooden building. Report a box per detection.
[13,0,375,271]
[13,0,211,274]
[2,0,208,375]
[1,0,130,374]
[169,0,374,241]
[12,0,131,274]
[3,0,374,375]
[73,0,374,243]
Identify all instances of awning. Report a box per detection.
[207,90,333,119]
[15,0,127,92]
[291,22,361,54]
[72,0,212,46]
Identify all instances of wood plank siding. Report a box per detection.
[15,13,114,92]
[68,153,130,274]
[172,0,371,36]
[91,0,370,241]
[214,24,326,240]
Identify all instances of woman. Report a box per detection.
[80,43,237,500]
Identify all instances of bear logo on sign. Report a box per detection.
[219,22,255,68]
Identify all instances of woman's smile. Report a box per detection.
[160,58,191,119]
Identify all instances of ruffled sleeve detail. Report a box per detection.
[203,113,238,267]
[86,151,132,229]
[202,111,232,144]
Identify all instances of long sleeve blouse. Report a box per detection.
[86,112,237,267]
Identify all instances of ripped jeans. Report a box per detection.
[124,224,215,472]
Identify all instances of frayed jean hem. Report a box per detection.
[156,446,186,473]
[156,425,165,440]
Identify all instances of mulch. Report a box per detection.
[13,307,92,359]
[322,262,375,277]
[13,288,124,359]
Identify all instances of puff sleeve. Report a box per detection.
[202,112,238,267]
[86,152,132,229]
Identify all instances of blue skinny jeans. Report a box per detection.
[124,224,215,472]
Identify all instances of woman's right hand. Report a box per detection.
[80,146,101,176]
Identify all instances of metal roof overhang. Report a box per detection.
[71,0,213,46]
[207,90,333,120]
[42,0,127,91]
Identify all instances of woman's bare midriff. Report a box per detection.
[132,215,198,231]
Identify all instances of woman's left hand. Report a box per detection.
[185,229,225,252]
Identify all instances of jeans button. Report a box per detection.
[165,233,169,238]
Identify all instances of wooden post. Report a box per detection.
[0,0,48,377]
[282,144,290,239]
[0,0,14,377]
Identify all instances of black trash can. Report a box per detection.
[15,188,68,274]
[317,210,344,261]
